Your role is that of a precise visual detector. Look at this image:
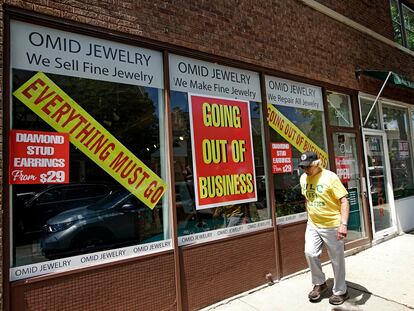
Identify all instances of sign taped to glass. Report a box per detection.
[13,72,166,209]
[335,156,351,183]
[9,129,69,184]
[267,104,328,166]
[399,140,410,159]
[189,94,257,210]
[271,142,293,174]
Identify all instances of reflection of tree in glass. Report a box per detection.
[297,109,325,147]
[390,1,414,50]
[269,106,325,218]
[13,70,160,161]
[12,70,55,132]
[403,5,414,50]
[53,77,160,161]
[383,106,414,198]
[391,1,403,45]
[171,106,191,148]
[12,69,161,183]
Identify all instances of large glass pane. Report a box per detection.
[265,76,327,224]
[171,91,270,236]
[12,71,168,268]
[333,133,365,241]
[383,104,414,199]
[169,55,270,245]
[327,92,353,127]
[403,4,414,50]
[365,135,394,232]
[390,0,403,45]
[10,20,170,281]
[171,91,270,239]
[360,98,380,129]
[271,105,327,222]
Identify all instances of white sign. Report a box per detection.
[169,54,261,102]
[265,76,323,111]
[178,219,272,246]
[10,239,172,281]
[11,20,163,89]
[276,212,308,225]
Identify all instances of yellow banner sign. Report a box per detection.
[13,72,166,209]
[267,104,328,167]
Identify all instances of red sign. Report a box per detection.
[335,156,351,183]
[270,142,292,174]
[399,140,410,159]
[189,94,257,210]
[9,130,69,184]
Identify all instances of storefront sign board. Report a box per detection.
[277,211,308,225]
[265,76,323,111]
[9,130,69,184]
[10,239,173,281]
[11,20,163,89]
[169,54,261,102]
[189,94,257,209]
[178,219,272,246]
[13,72,166,209]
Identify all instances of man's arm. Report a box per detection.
[337,196,349,240]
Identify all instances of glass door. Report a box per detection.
[363,132,397,238]
[332,133,365,241]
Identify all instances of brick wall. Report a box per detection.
[2,0,414,91]
[180,231,276,310]
[314,0,396,39]
[11,253,177,311]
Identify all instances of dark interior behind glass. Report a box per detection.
[12,69,164,266]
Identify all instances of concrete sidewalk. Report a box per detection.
[201,232,414,311]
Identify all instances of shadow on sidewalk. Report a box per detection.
[346,280,372,305]
[322,278,371,309]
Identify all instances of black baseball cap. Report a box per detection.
[299,151,318,168]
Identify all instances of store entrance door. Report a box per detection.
[332,132,366,241]
[363,131,397,239]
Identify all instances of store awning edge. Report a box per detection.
[356,70,414,90]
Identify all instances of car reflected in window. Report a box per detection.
[14,183,113,246]
[41,189,163,259]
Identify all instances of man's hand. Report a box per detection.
[337,196,349,240]
[337,224,348,240]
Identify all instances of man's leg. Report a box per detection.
[304,222,326,286]
[320,228,347,295]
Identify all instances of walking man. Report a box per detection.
[299,151,350,305]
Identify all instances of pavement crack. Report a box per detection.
[238,299,262,310]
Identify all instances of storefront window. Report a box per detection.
[332,133,365,240]
[169,55,271,245]
[383,104,414,199]
[390,0,414,50]
[265,76,328,224]
[10,20,170,281]
[360,97,380,129]
[327,92,353,127]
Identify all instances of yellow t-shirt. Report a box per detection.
[300,168,348,228]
